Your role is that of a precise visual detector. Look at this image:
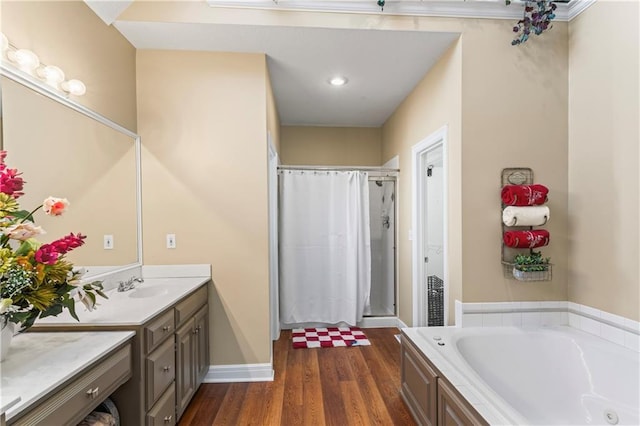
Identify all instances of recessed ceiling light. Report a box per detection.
[328,76,348,86]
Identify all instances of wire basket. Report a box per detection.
[427,275,444,326]
[502,261,552,282]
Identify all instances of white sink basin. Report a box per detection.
[127,286,170,299]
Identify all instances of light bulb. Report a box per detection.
[36,65,66,87]
[61,79,86,96]
[6,49,40,73]
[328,76,348,86]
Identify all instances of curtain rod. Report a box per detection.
[278,165,400,172]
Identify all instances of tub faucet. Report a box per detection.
[117,276,144,292]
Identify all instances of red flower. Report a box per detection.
[0,167,25,198]
[35,244,60,265]
[51,233,86,255]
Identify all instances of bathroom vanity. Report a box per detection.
[30,276,210,426]
[1,331,134,425]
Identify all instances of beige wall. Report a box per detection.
[137,50,271,365]
[1,0,137,130]
[459,19,569,304]
[382,40,462,326]
[281,126,382,166]
[568,1,639,321]
[383,18,568,324]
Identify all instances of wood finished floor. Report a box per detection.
[179,328,417,426]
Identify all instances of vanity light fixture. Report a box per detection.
[1,33,87,96]
[328,76,348,87]
[7,48,40,73]
[60,79,87,96]
[36,65,66,88]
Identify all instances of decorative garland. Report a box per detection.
[374,0,557,46]
[507,0,557,45]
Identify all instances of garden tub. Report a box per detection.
[404,326,639,425]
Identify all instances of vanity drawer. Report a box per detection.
[145,309,175,354]
[146,338,176,410]
[146,383,176,426]
[11,343,132,426]
[175,286,207,328]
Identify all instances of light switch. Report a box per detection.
[166,234,176,249]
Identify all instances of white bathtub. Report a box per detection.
[404,326,640,425]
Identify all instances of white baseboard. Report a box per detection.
[358,316,406,328]
[204,363,274,383]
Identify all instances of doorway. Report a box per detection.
[412,126,448,327]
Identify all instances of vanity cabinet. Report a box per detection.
[175,289,209,418]
[31,281,210,426]
[4,333,133,426]
[400,334,488,426]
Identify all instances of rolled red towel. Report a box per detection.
[501,184,549,206]
[503,230,550,248]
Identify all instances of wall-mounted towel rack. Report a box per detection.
[500,168,552,282]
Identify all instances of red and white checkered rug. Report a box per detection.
[291,327,371,349]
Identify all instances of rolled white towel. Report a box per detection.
[502,206,550,227]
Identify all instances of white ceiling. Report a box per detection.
[113,20,458,127]
[85,0,587,127]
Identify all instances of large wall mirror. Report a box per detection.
[0,64,142,279]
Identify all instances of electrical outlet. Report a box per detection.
[166,234,176,249]
[103,234,114,250]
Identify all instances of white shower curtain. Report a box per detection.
[279,170,371,326]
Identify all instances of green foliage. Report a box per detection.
[514,250,550,272]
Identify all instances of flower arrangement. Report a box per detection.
[506,0,557,45]
[0,151,106,331]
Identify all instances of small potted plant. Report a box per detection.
[512,251,551,281]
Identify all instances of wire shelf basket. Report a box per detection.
[502,261,553,282]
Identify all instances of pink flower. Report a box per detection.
[35,244,59,265]
[51,233,86,254]
[42,197,69,216]
[0,167,25,198]
[3,222,45,240]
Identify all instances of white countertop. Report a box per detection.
[35,276,210,327]
[0,331,135,422]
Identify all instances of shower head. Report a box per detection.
[375,181,383,187]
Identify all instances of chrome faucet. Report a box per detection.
[117,276,144,292]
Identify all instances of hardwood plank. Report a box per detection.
[208,383,248,425]
[179,328,417,426]
[340,380,373,425]
[177,383,229,425]
[345,348,394,425]
[302,349,327,425]
[281,336,304,425]
[317,348,352,426]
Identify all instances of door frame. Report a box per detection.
[267,133,280,341]
[411,125,449,327]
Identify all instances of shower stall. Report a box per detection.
[277,166,397,328]
[365,177,396,317]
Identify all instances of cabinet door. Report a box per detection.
[175,321,195,419]
[400,336,438,426]
[194,305,209,387]
[437,379,488,426]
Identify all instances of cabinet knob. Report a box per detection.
[163,365,171,372]
[162,326,171,332]
[164,415,172,423]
